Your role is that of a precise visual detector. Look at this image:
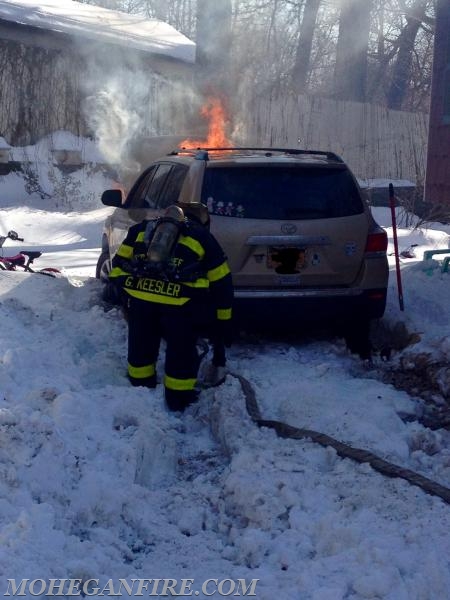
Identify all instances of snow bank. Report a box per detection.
[1,172,450,598]
[2,132,117,211]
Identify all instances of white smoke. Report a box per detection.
[80,50,203,187]
[84,81,141,175]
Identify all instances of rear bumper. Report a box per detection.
[233,287,387,322]
[235,287,363,299]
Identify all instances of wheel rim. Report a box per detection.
[99,257,112,282]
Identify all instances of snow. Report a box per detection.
[1,132,117,213]
[0,0,196,63]
[359,179,416,189]
[1,133,450,598]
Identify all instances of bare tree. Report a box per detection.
[74,0,436,112]
[292,0,322,93]
[386,0,429,109]
[76,0,196,34]
[75,0,125,8]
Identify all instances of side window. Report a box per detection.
[143,164,172,208]
[157,165,188,209]
[126,166,157,208]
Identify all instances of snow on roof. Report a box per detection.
[0,0,196,63]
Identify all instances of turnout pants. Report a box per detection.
[127,297,200,411]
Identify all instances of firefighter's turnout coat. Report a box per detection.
[109,216,233,411]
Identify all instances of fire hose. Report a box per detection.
[228,371,450,506]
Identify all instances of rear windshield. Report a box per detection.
[201,165,364,219]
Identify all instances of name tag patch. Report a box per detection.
[125,276,181,297]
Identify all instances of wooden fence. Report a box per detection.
[236,92,429,184]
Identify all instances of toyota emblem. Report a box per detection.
[281,223,297,234]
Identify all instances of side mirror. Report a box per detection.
[101,189,123,208]
[8,230,19,240]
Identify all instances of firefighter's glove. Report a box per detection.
[102,281,125,306]
[212,319,233,349]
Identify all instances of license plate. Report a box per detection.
[277,275,301,286]
[267,247,306,274]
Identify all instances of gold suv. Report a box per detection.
[98,147,389,335]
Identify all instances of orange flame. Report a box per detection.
[180,97,231,148]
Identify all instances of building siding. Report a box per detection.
[0,34,84,145]
[0,19,194,146]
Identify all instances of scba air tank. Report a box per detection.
[146,205,185,264]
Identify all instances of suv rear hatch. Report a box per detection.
[201,162,368,289]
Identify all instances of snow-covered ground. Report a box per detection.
[1,145,450,598]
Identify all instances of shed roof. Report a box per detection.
[0,0,196,63]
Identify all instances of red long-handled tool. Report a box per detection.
[389,183,404,311]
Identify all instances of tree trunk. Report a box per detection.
[292,0,321,93]
[334,0,372,102]
[386,0,428,110]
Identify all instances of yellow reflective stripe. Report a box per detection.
[128,363,156,379]
[217,308,232,320]
[184,278,209,288]
[164,374,196,391]
[208,262,230,282]
[125,289,190,305]
[109,266,129,278]
[117,244,133,259]
[178,235,205,259]
[136,231,146,242]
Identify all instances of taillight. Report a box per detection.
[365,230,388,253]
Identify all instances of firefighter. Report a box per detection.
[109,202,233,412]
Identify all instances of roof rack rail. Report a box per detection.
[168,147,344,163]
